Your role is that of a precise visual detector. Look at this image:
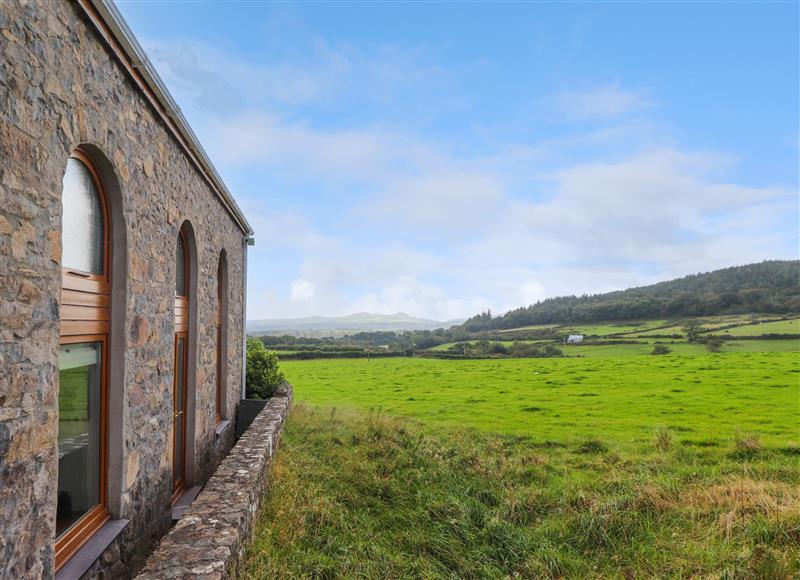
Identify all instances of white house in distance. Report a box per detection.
[567,334,584,344]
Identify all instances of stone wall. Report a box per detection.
[0,1,250,577]
[136,385,292,579]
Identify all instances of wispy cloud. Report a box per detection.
[241,142,795,319]
[143,38,349,110]
[131,12,797,321]
[552,85,653,121]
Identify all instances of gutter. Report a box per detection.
[242,236,254,399]
[77,0,254,237]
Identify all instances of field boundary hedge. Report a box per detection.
[278,350,407,360]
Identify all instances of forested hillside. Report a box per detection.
[462,261,800,331]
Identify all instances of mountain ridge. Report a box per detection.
[248,312,465,334]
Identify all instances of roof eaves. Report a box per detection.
[78,0,255,237]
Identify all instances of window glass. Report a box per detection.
[216,323,222,419]
[57,342,102,537]
[62,158,104,275]
[176,234,186,296]
[174,337,186,483]
[216,257,225,419]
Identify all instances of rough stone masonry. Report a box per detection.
[136,384,293,580]
[0,1,255,577]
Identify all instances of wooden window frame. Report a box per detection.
[171,330,188,503]
[172,227,190,503]
[56,152,111,571]
[215,265,223,423]
[215,321,222,423]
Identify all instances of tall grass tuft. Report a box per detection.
[733,431,763,459]
[577,438,609,454]
[654,425,672,451]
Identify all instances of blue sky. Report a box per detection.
[117,1,799,321]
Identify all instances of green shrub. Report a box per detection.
[246,337,284,399]
[487,342,508,355]
[651,344,671,355]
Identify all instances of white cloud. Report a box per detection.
[365,170,505,231]
[447,147,795,303]
[349,276,493,321]
[141,28,449,114]
[208,110,511,235]
[514,148,791,264]
[245,143,796,319]
[289,279,315,302]
[135,22,796,321]
[553,85,653,121]
[210,112,396,179]
[142,37,350,109]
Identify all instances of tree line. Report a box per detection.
[460,260,800,332]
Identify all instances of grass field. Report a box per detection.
[626,315,799,338]
[496,320,669,336]
[561,321,669,336]
[715,318,800,337]
[243,327,800,578]
[497,323,562,333]
[490,316,797,339]
[244,354,800,577]
[428,314,800,354]
[628,324,687,337]
[699,314,779,330]
[279,355,798,446]
[562,338,800,357]
[428,339,550,352]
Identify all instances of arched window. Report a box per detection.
[57,151,111,569]
[215,251,228,423]
[173,227,190,501]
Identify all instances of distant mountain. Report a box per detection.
[248,312,464,336]
[460,260,800,332]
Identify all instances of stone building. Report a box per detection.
[1,1,255,577]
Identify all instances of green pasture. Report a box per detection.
[247,351,800,577]
[496,323,561,333]
[429,340,477,351]
[714,317,800,336]
[629,324,686,337]
[429,339,549,352]
[565,338,800,357]
[281,353,799,448]
[563,320,668,336]
[427,336,800,356]
[561,341,700,357]
[627,314,798,337]
[698,313,776,330]
[495,320,668,337]
[722,338,800,352]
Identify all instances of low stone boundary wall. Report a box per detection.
[135,384,293,579]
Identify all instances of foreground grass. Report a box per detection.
[243,404,799,578]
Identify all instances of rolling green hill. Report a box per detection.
[461,260,799,332]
